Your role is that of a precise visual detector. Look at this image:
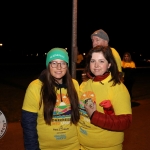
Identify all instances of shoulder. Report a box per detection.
[72,78,79,88]
[29,79,42,86]
[115,82,131,101]
[79,80,90,90]
[110,47,120,56]
[131,61,136,66]
[116,82,129,91]
[72,78,79,84]
[23,79,42,112]
[110,47,121,61]
[27,79,43,91]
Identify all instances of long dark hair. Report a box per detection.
[40,66,80,125]
[85,45,121,86]
[122,52,132,62]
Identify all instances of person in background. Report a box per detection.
[122,52,136,99]
[76,50,84,68]
[21,48,80,150]
[82,29,123,82]
[78,45,132,150]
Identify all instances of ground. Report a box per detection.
[0,64,150,150]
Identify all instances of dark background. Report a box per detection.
[0,1,150,66]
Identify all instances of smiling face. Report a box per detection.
[91,36,108,48]
[49,59,67,84]
[90,52,111,76]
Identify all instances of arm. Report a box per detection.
[21,80,42,149]
[91,110,132,131]
[85,102,132,131]
[21,110,40,150]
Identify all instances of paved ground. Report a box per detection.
[123,99,150,150]
[0,122,24,150]
[1,99,150,150]
[0,64,150,150]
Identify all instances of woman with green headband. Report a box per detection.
[21,48,80,150]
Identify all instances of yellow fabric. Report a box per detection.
[22,79,80,150]
[77,54,84,64]
[111,47,122,72]
[121,61,136,68]
[77,74,132,150]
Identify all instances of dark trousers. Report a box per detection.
[124,80,134,99]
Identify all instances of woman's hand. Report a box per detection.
[84,102,96,118]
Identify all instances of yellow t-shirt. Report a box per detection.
[111,47,122,72]
[77,74,132,150]
[77,54,84,64]
[22,79,80,150]
[121,61,136,68]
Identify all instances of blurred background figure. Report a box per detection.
[81,29,123,82]
[76,50,84,68]
[122,52,136,100]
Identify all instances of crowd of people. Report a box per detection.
[21,29,133,150]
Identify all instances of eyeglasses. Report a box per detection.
[50,61,67,69]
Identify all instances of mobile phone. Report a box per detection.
[85,98,94,108]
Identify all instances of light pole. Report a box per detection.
[71,0,78,79]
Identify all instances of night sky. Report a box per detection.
[0,1,150,63]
